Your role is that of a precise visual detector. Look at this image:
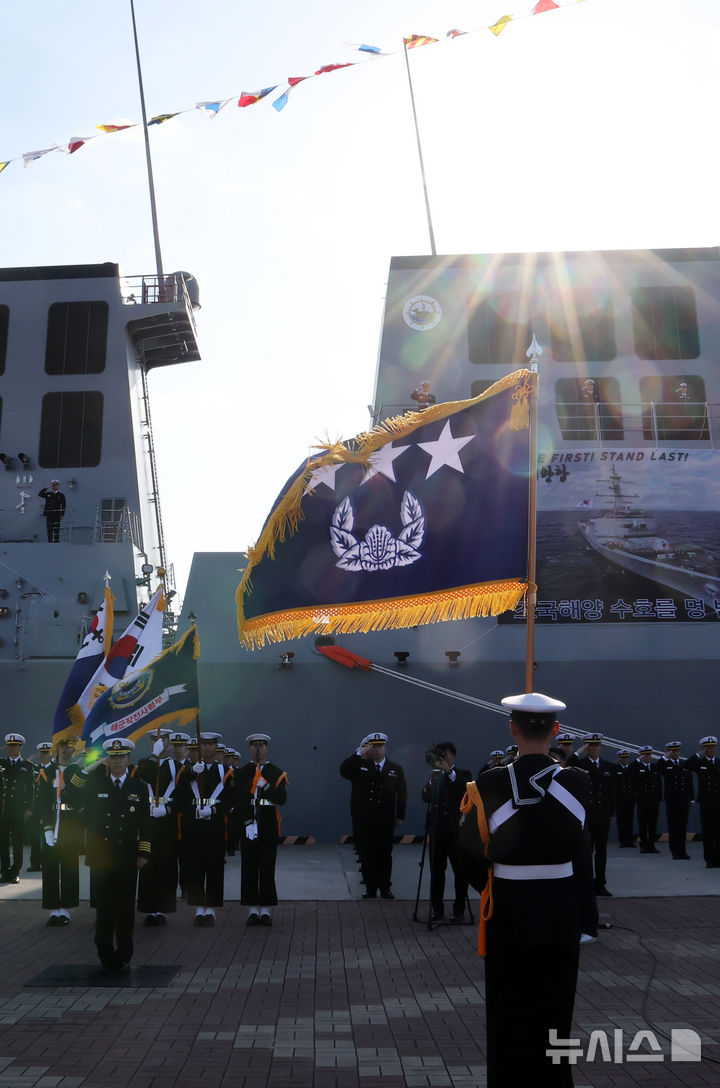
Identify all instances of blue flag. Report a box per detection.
[237,370,533,647]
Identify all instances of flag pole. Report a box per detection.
[129,0,164,280]
[402,40,437,256]
[524,337,541,693]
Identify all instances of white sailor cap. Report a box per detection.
[246,733,271,744]
[617,749,631,757]
[490,749,504,758]
[556,733,575,745]
[224,747,238,756]
[152,728,173,738]
[103,737,135,754]
[505,744,518,754]
[665,740,682,750]
[36,741,53,752]
[501,692,566,714]
[639,745,654,755]
[5,733,25,745]
[199,732,222,742]
[170,732,191,744]
[361,732,388,746]
[584,733,603,744]
[700,736,718,746]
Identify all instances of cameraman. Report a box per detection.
[421,742,472,922]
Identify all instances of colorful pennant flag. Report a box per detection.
[238,87,277,108]
[533,0,560,12]
[352,44,383,54]
[0,161,9,174]
[237,370,534,648]
[96,122,134,133]
[287,76,309,87]
[68,586,165,730]
[272,91,290,112]
[196,99,232,116]
[446,29,467,39]
[314,63,354,75]
[489,14,514,35]
[23,146,58,167]
[81,625,199,751]
[66,136,94,154]
[404,35,439,49]
[148,112,181,126]
[52,585,114,744]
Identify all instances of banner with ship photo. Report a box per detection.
[505,448,720,625]
[237,370,534,647]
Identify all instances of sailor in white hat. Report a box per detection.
[1,733,35,882]
[568,730,614,895]
[685,736,720,866]
[613,748,637,848]
[234,733,288,926]
[135,731,183,927]
[459,690,590,1087]
[660,741,694,859]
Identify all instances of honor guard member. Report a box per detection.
[459,692,589,1088]
[571,733,615,896]
[421,742,472,921]
[685,737,720,867]
[660,741,695,859]
[0,733,35,883]
[29,742,55,871]
[175,732,234,926]
[613,749,637,847]
[223,747,242,856]
[478,750,504,774]
[340,732,407,900]
[168,733,192,894]
[36,738,82,925]
[136,729,182,926]
[630,746,663,853]
[73,738,151,973]
[235,734,288,926]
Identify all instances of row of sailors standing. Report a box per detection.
[478,732,720,890]
[0,729,287,974]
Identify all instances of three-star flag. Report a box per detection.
[237,370,534,648]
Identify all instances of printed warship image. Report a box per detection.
[3,247,720,838]
[578,465,720,607]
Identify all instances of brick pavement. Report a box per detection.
[0,897,718,1086]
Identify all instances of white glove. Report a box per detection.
[197,805,212,819]
[44,830,57,848]
[245,820,258,840]
[151,803,168,818]
[192,761,205,774]
[152,738,165,757]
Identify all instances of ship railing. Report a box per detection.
[93,502,144,549]
[120,273,198,334]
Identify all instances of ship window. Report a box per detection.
[0,305,8,374]
[468,292,535,366]
[554,377,624,441]
[39,391,103,468]
[99,497,126,542]
[631,287,699,360]
[549,289,616,362]
[45,301,108,375]
[639,375,708,441]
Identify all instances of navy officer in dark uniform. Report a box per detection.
[38,479,66,542]
[630,745,662,853]
[340,732,407,900]
[0,732,36,883]
[136,729,182,926]
[684,736,720,866]
[421,741,472,921]
[613,748,636,847]
[235,733,288,927]
[70,738,151,973]
[660,740,694,859]
[570,732,615,896]
[36,738,83,926]
[459,691,589,1088]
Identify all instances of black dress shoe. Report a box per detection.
[430,910,443,922]
[8,876,19,885]
[362,890,377,899]
[116,962,131,974]
[45,916,61,927]
[649,847,660,854]
[247,913,260,926]
[380,891,394,900]
[56,915,70,926]
[144,915,158,927]
[155,914,168,926]
[193,915,205,927]
[259,914,272,926]
[203,914,216,927]
[595,886,612,897]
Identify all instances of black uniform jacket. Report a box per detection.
[0,758,35,817]
[233,761,287,823]
[340,755,408,822]
[66,765,151,869]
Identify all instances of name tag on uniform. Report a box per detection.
[98,793,109,798]
[388,770,397,777]
[360,766,368,772]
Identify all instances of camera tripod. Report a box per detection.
[412,768,475,930]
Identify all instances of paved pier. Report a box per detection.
[0,842,717,1087]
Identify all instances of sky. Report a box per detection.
[3,0,720,597]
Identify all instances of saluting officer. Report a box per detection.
[36,738,82,926]
[630,745,663,853]
[613,749,637,847]
[235,733,288,927]
[458,692,589,1088]
[175,731,234,927]
[571,733,615,896]
[478,750,504,774]
[0,733,35,883]
[660,741,694,859]
[70,738,151,973]
[136,729,182,926]
[340,732,407,900]
[685,736,720,867]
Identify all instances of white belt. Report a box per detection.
[493,862,573,880]
[256,799,274,806]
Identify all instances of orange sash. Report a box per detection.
[459,780,494,957]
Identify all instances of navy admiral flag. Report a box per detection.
[237,370,535,648]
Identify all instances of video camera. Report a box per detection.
[425,743,447,769]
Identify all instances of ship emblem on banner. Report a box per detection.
[236,369,534,647]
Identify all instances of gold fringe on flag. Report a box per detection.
[238,579,528,650]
